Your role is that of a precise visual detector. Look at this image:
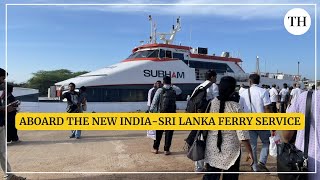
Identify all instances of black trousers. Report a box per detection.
[7,113,19,142]
[280,102,287,113]
[203,154,241,180]
[153,130,174,151]
[271,102,277,113]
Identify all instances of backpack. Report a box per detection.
[159,87,176,113]
[186,83,212,113]
[64,92,79,113]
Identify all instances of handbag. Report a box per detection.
[269,132,281,157]
[277,90,313,180]
[187,130,206,161]
[185,101,211,159]
[147,130,156,140]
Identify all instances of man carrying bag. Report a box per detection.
[280,89,319,180]
[185,70,218,172]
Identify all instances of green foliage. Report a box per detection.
[26,69,88,96]
[7,82,28,88]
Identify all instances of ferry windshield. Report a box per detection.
[127,50,159,59]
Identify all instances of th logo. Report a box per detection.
[284,8,311,35]
[287,16,307,27]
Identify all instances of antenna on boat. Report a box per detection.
[149,15,152,43]
[148,15,157,44]
[157,16,181,44]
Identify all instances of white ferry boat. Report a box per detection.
[23,16,302,112]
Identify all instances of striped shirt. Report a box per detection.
[287,90,319,179]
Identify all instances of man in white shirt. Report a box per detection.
[263,85,271,100]
[289,83,302,106]
[191,70,219,101]
[239,74,272,172]
[279,83,289,113]
[187,70,219,172]
[147,80,162,112]
[239,84,246,94]
[297,83,303,93]
[266,85,271,91]
[269,84,278,113]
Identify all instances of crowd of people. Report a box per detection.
[0,67,318,179]
[147,70,319,180]
[240,81,305,113]
[0,68,88,179]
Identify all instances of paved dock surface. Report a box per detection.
[6,130,279,180]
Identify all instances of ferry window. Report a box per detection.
[182,60,234,74]
[195,69,207,80]
[127,50,157,59]
[119,89,147,102]
[104,89,120,102]
[148,49,159,58]
[160,49,165,58]
[87,88,102,102]
[165,50,172,58]
[173,53,184,60]
[114,90,120,101]
[136,51,153,58]
[212,63,234,74]
[127,52,138,59]
[195,69,200,80]
[136,90,146,101]
[86,86,196,102]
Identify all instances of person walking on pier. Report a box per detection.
[203,76,253,180]
[279,83,289,113]
[6,85,20,143]
[147,80,162,112]
[150,76,181,155]
[269,84,278,113]
[283,89,319,180]
[185,70,218,172]
[289,83,302,107]
[60,83,81,139]
[0,68,26,180]
[239,74,272,172]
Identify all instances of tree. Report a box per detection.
[26,69,88,96]
[6,82,28,88]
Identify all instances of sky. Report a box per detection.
[0,0,319,83]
